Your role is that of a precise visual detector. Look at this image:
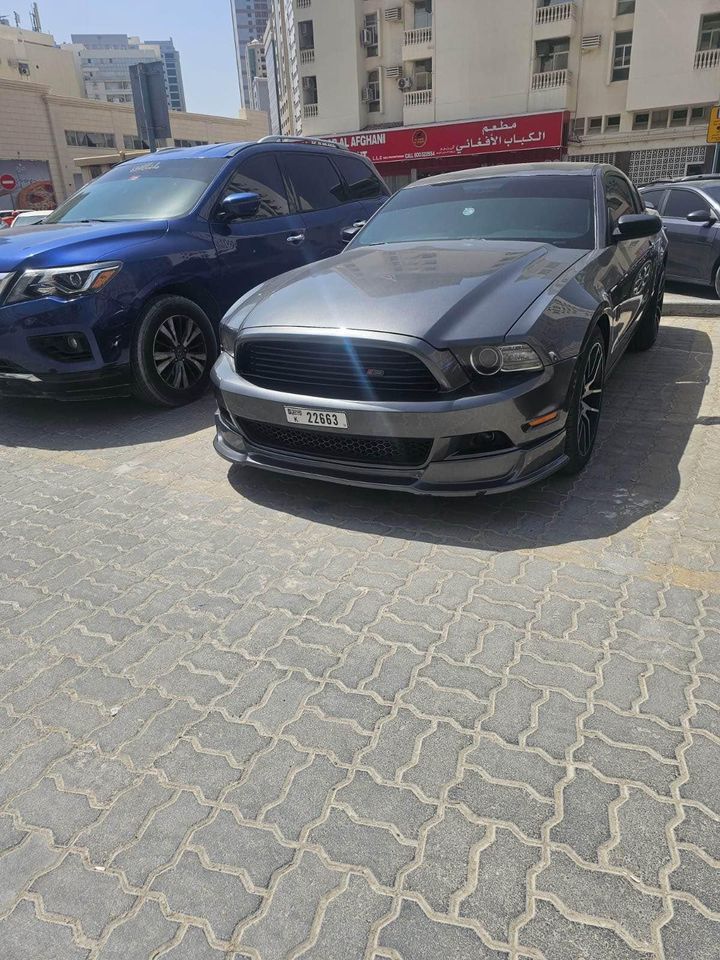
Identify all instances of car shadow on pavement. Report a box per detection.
[0,392,216,451]
[230,325,712,550]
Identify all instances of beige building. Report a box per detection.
[0,22,82,97]
[0,77,269,209]
[270,0,720,185]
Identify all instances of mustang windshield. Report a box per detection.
[355,175,596,250]
[45,158,226,223]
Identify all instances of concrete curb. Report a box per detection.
[663,297,720,317]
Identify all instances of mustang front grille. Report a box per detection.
[235,339,441,399]
[238,419,433,467]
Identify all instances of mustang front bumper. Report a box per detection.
[211,351,577,496]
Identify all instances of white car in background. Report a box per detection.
[8,210,53,228]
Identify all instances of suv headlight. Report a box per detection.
[470,343,543,376]
[5,261,122,304]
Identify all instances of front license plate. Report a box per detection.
[285,406,348,429]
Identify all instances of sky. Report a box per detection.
[40,0,242,119]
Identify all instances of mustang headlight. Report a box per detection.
[470,343,543,376]
[5,261,122,305]
[219,283,266,361]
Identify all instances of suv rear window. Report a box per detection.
[334,155,386,200]
[281,154,345,211]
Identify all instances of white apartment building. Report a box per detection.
[268,0,720,186]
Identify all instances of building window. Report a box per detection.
[605,114,621,132]
[65,130,116,149]
[616,0,635,14]
[123,134,148,149]
[690,105,711,125]
[365,69,381,112]
[302,74,318,105]
[698,13,720,51]
[535,37,570,74]
[413,0,432,29]
[670,108,689,127]
[612,30,632,81]
[587,117,602,134]
[173,138,209,147]
[297,19,314,50]
[651,109,669,128]
[363,12,379,57]
[573,117,586,137]
[633,111,649,130]
[413,58,433,90]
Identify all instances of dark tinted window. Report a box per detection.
[605,174,635,231]
[224,154,289,219]
[334,155,386,199]
[664,189,710,219]
[281,154,345,211]
[641,188,666,210]
[354,175,595,250]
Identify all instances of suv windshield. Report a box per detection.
[355,174,596,250]
[45,158,226,223]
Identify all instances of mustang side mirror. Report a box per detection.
[612,213,662,242]
[220,192,261,221]
[340,221,366,244]
[686,209,717,225]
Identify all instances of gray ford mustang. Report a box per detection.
[212,162,666,496]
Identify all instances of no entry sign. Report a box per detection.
[0,174,17,191]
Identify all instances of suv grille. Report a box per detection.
[236,339,440,399]
[238,419,433,467]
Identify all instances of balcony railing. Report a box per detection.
[300,48,315,64]
[296,0,311,7]
[303,102,319,117]
[404,27,432,45]
[694,48,720,69]
[531,68,571,90]
[404,88,432,106]
[535,2,576,25]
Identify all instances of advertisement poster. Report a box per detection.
[0,159,56,211]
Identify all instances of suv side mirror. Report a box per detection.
[612,213,662,242]
[220,192,261,221]
[340,221,366,244]
[686,208,717,225]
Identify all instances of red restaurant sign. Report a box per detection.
[328,111,568,165]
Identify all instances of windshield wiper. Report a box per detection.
[62,218,127,224]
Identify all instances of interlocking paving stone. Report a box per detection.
[0,316,718,957]
[151,850,261,942]
[31,853,135,940]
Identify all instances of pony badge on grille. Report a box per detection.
[366,368,385,378]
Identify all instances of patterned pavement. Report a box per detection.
[0,314,718,960]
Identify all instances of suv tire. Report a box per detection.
[131,295,217,407]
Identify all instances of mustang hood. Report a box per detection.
[0,221,168,273]
[238,240,585,347]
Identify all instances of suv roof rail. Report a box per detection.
[677,173,720,182]
[256,134,346,150]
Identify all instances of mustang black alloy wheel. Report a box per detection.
[131,295,217,406]
[563,326,605,475]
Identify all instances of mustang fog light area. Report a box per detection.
[451,431,513,456]
[5,262,122,304]
[29,333,93,362]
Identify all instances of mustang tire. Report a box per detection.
[630,262,665,352]
[562,327,606,475]
[131,295,217,407]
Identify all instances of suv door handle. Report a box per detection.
[286,233,305,245]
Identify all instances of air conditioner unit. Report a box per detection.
[17,61,30,76]
[385,64,402,78]
[384,6,402,21]
[581,35,601,51]
[398,76,413,91]
[360,27,376,46]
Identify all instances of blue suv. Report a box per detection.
[0,137,389,405]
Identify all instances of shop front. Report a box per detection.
[328,111,570,190]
